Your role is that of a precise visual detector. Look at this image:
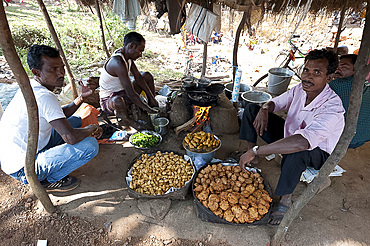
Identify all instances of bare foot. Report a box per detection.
[118,119,146,131]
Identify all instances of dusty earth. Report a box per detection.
[1,3,369,246]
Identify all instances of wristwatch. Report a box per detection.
[261,103,269,110]
[252,146,259,155]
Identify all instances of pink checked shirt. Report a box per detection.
[270,83,345,154]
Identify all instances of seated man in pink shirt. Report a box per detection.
[238,49,345,225]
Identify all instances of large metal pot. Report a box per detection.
[241,91,272,107]
[225,82,252,100]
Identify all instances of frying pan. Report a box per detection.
[187,92,218,107]
[188,83,225,96]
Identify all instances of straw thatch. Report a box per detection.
[136,0,365,13]
[76,0,366,26]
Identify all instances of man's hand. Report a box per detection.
[253,108,269,137]
[79,79,94,98]
[238,149,256,172]
[89,124,103,139]
[149,98,159,108]
[147,106,159,114]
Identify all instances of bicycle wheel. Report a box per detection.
[275,53,290,68]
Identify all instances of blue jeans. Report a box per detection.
[10,116,99,184]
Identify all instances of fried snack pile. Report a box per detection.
[184,131,220,153]
[194,164,272,224]
[129,151,194,195]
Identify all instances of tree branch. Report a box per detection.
[0,2,56,213]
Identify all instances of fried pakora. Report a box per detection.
[227,192,239,204]
[223,209,234,222]
[194,164,273,224]
[197,190,209,201]
[219,200,230,210]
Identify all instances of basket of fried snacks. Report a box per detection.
[126,151,195,199]
[192,162,272,225]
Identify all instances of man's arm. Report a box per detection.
[253,101,275,136]
[62,83,94,118]
[108,57,156,113]
[50,118,103,145]
[239,134,309,171]
[130,62,157,107]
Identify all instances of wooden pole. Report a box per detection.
[232,12,248,81]
[333,5,347,53]
[201,41,207,77]
[0,3,56,213]
[36,0,78,99]
[271,7,370,245]
[95,0,110,58]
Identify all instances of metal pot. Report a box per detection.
[225,82,252,100]
[241,91,272,107]
[197,78,211,89]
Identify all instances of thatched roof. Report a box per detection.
[137,0,365,13]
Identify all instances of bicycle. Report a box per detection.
[253,35,310,87]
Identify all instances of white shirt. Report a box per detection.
[0,79,66,174]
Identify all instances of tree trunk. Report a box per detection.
[201,42,207,77]
[333,5,346,53]
[232,11,248,81]
[271,7,370,245]
[36,0,78,99]
[0,3,56,213]
[95,0,110,58]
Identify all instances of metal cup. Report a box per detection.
[148,107,160,125]
[152,117,169,135]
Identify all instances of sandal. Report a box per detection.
[228,151,243,162]
[268,203,290,226]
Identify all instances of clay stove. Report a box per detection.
[169,81,239,135]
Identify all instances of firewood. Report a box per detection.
[191,119,207,133]
[175,116,197,135]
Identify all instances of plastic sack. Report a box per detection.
[184,3,219,42]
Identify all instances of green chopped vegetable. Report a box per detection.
[131,132,160,148]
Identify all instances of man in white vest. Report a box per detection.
[99,32,158,129]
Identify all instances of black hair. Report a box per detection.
[123,32,145,46]
[27,45,60,70]
[304,49,339,75]
[339,54,357,65]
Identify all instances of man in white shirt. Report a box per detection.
[0,45,102,192]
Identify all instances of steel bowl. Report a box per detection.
[182,134,221,163]
[129,130,162,150]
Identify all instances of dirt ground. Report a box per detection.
[1,4,369,245]
[1,129,370,246]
